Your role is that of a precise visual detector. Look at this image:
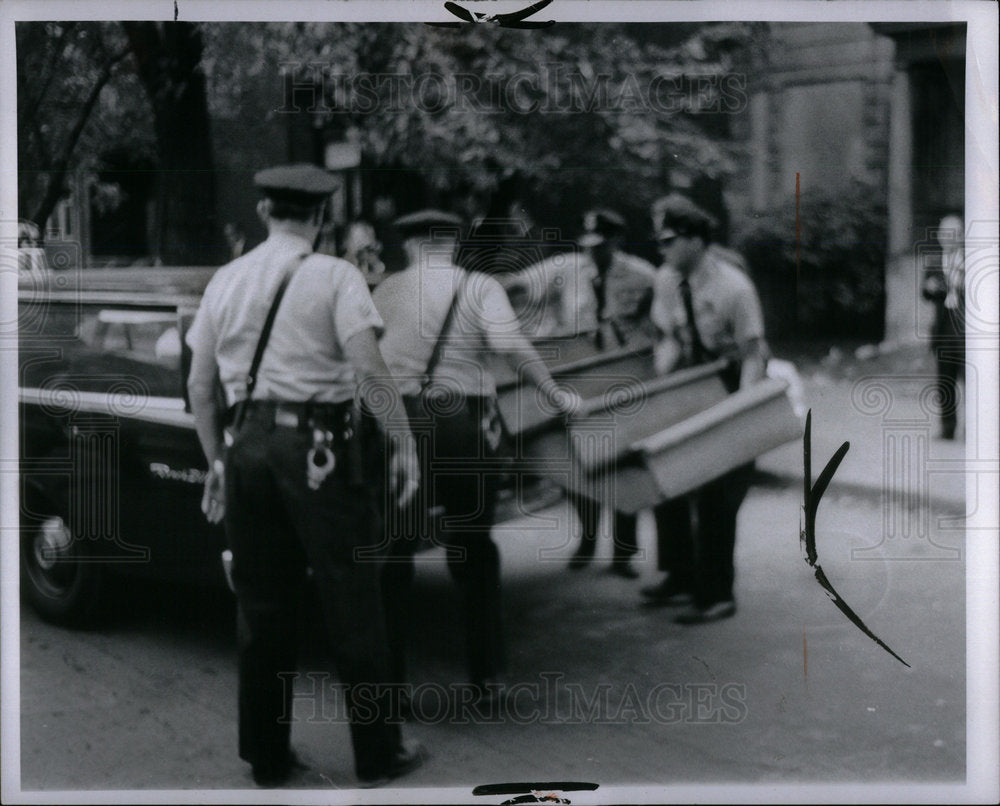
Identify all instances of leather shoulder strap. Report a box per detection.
[230,253,307,430]
[422,270,466,391]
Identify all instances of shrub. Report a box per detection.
[736,181,887,341]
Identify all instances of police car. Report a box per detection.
[18,266,224,625]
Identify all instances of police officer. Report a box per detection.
[642,193,767,623]
[373,209,581,703]
[186,164,425,787]
[565,209,657,577]
[921,214,965,440]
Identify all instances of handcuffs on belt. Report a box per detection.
[306,428,336,490]
[306,407,357,489]
[229,402,353,490]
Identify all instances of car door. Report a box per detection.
[19,296,225,625]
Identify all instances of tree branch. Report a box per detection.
[26,22,78,123]
[30,46,131,231]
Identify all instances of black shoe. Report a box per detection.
[357,740,428,788]
[389,686,413,721]
[640,578,694,607]
[608,559,639,579]
[568,547,594,570]
[674,600,736,625]
[251,751,309,788]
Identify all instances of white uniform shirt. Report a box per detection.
[186,231,383,405]
[652,249,764,366]
[373,263,524,397]
[506,250,656,344]
[942,246,964,312]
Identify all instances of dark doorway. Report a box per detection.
[89,147,156,263]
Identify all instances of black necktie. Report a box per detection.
[592,274,607,319]
[592,274,609,350]
[679,277,706,364]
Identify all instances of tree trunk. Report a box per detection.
[122,21,219,265]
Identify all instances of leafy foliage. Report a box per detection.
[19,20,767,258]
[737,181,888,340]
[16,22,154,232]
[200,21,764,232]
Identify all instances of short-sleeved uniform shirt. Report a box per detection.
[185,231,383,405]
[651,249,764,367]
[508,249,656,345]
[373,263,523,398]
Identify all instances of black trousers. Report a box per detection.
[932,339,964,438]
[567,491,638,560]
[381,395,504,685]
[224,408,401,781]
[652,463,754,608]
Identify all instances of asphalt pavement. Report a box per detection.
[16,358,970,800]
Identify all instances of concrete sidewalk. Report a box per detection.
[756,372,968,512]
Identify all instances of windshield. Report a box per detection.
[19,302,183,398]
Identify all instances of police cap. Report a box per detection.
[579,208,626,248]
[652,193,717,241]
[254,163,339,207]
[393,209,464,240]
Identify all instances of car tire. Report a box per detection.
[20,498,106,628]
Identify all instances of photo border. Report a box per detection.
[1,2,996,804]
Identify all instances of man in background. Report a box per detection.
[342,220,386,287]
[223,221,247,260]
[643,193,766,623]
[524,209,656,579]
[921,213,965,440]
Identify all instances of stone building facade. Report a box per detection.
[729,22,896,219]
[869,22,966,344]
[720,21,964,345]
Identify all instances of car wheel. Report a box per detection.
[20,508,106,627]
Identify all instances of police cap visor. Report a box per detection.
[579,208,625,247]
[254,164,339,206]
[393,209,464,239]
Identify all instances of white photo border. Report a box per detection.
[1,1,996,804]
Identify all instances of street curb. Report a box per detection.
[751,468,966,515]
[495,471,966,526]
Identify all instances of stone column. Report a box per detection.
[883,66,919,345]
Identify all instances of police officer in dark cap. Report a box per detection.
[562,208,657,577]
[651,193,751,273]
[642,192,767,623]
[576,209,658,346]
[186,163,426,786]
[373,208,581,706]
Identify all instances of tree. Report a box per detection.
[120,22,218,265]
[18,20,768,261]
[16,22,141,237]
[17,21,218,264]
[201,21,766,237]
